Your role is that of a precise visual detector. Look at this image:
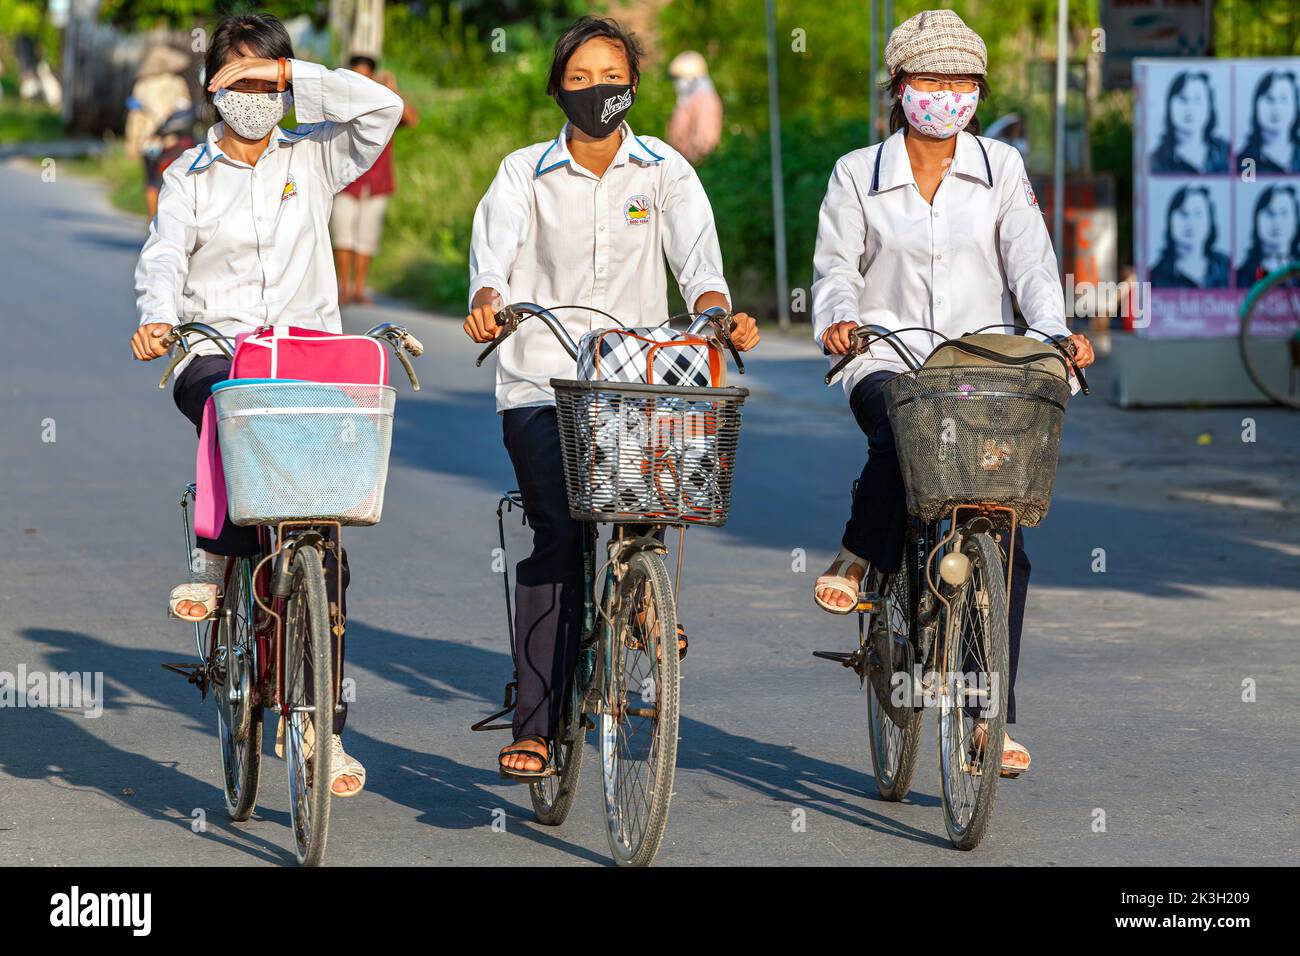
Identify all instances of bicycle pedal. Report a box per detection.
[812,650,859,668]
[855,592,882,614]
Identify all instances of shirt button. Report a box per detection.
[598,224,606,232]
[936,296,945,305]
[935,253,943,260]
[933,210,940,218]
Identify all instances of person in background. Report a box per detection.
[665,50,722,164]
[126,45,193,220]
[331,54,420,305]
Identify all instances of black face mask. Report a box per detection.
[556,83,635,138]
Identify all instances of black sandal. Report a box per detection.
[676,624,688,660]
[498,735,550,781]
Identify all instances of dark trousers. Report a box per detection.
[842,371,1028,725]
[174,355,351,733]
[502,406,586,742]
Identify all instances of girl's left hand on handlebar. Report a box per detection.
[729,312,761,352]
[1065,332,1095,369]
[131,323,174,361]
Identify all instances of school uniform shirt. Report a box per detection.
[469,122,731,412]
[134,61,403,359]
[811,129,1072,395]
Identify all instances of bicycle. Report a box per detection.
[815,323,1088,849]
[157,320,423,866]
[471,303,748,866]
[1238,260,1300,409]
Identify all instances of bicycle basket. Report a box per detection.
[211,380,396,526]
[551,379,748,526]
[882,366,1071,526]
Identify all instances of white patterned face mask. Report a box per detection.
[901,84,978,139]
[213,88,293,140]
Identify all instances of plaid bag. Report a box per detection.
[576,327,726,387]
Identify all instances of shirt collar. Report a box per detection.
[188,122,307,173]
[534,122,664,179]
[871,129,993,193]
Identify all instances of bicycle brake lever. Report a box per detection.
[475,307,516,368]
[715,320,745,375]
[157,343,186,389]
[395,346,421,391]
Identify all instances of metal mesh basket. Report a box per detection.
[212,381,396,526]
[551,379,749,526]
[882,366,1071,526]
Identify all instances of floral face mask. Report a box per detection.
[213,88,293,141]
[901,85,978,139]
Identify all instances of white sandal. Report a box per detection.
[970,721,1031,777]
[328,734,366,797]
[168,583,218,621]
[814,548,869,615]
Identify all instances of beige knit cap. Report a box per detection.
[884,9,987,77]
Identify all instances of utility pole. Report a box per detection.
[764,0,790,329]
[1053,0,1067,276]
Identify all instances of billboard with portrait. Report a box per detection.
[1134,58,1300,337]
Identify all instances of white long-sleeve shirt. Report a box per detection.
[811,129,1071,395]
[469,122,731,412]
[134,60,402,356]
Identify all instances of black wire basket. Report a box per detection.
[551,379,749,526]
[882,366,1071,527]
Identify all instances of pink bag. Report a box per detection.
[193,326,391,539]
[230,325,390,383]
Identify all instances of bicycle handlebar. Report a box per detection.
[474,303,745,375]
[155,321,425,391]
[823,322,1089,396]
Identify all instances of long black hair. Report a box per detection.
[1156,71,1218,154]
[545,15,643,97]
[203,14,294,104]
[1240,70,1300,164]
[884,71,989,136]
[1243,184,1300,264]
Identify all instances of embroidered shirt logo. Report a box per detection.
[625,194,651,225]
[282,174,298,202]
[601,89,634,125]
[1022,177,1038,207]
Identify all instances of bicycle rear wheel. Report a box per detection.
[1239,263,1300,409]
[866,565,923,802]
[600,549,680,867]
[530,690,585,826]
[214,556,263,821]
[936,532,1009,851]
[283,545,333,867]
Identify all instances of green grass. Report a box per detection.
[0,98,64,143]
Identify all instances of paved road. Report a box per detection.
[2,157,1297,866]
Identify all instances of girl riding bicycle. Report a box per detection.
[129,13,403,798]
[462,15,759,780]
[809,10,1095,777]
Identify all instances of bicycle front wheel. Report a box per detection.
[283,545,333,867]
[1239,262,1300,409]
[866,566,923,802]
[936,532,1009,851]
[214,556,263,821]
[600,549,680,867]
